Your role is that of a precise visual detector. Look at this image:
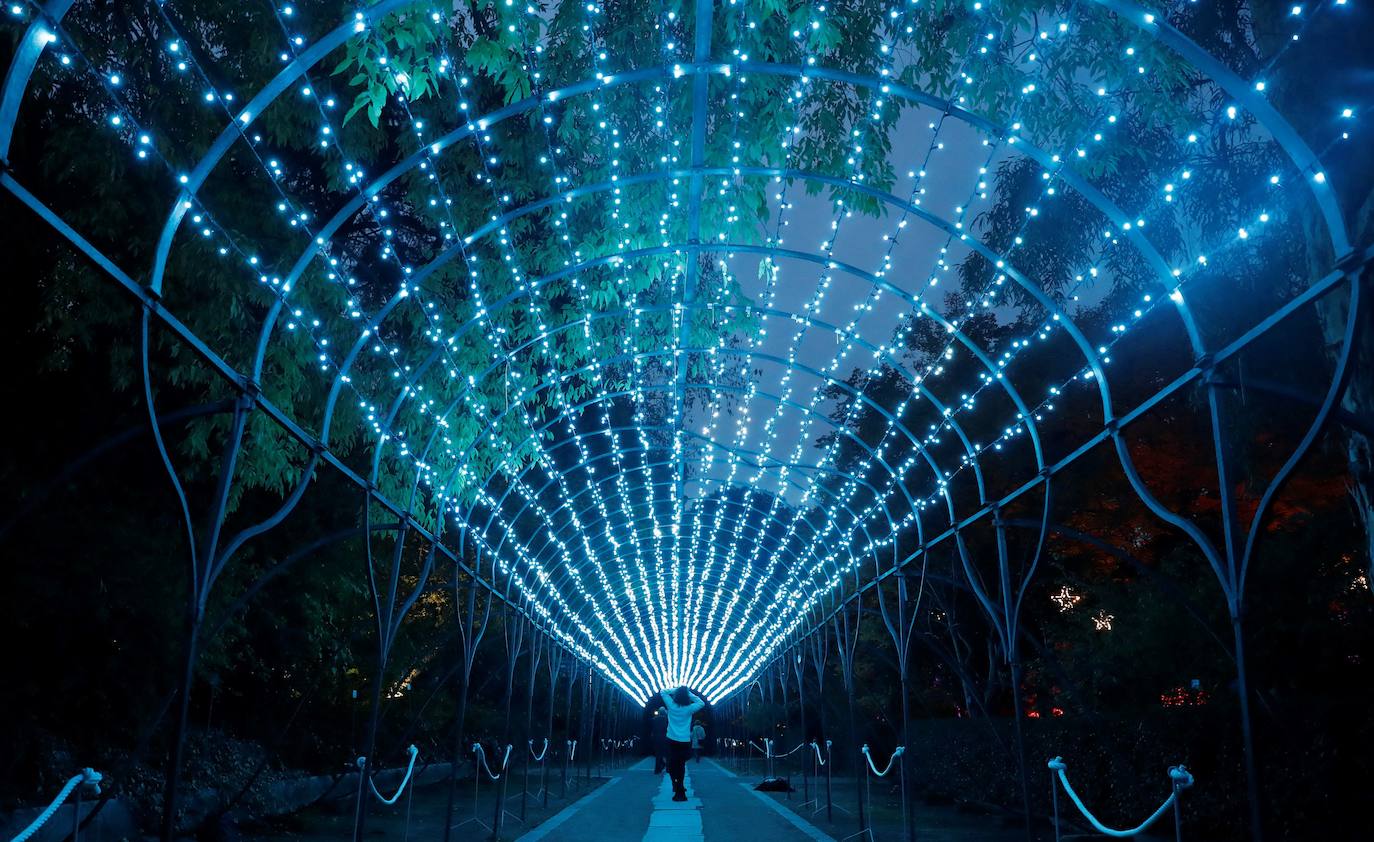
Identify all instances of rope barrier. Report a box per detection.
[567,739,577,763]
[9,769,102,842]
[748,740,769,756]
[473,743,512,781]
[772,742,810,758]
[354,745,419,805]
[530,738,549,762]
[1047,757,1194,839]
[810,740,830,766]
[861,744,905,777]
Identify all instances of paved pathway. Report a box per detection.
[516,757,834,842]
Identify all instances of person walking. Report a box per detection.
[660,686,706,801]
[691,720,706,763]
[651,707,669,775]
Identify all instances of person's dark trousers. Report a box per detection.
[693,747,701,763]
[666,739,692,798]
[653,738,668,774]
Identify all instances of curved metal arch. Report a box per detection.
[479,425,897,600]
[11,4,1332,459]
[377,235,1039,525]
[436,351,943,549]
[269,59,1213,463]
[244,60,673,388]
[1088,0,1348,256]
[504,468,886,637]
[448,376,918,602]
[322,170,1052,487]
[143,0,430,297]
[0,0,76,160]
[399,276,1013,647]
[399,294,989,514]
[390,162,1116,440]
[275,57,1211,449]
[415,243,1045,504]
[449,377,917,651]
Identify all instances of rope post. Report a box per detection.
[449,743,492,835]
[71,785,82,842]
[1050,763,1061,842]
[1170,765,1193,842]
[825,739,834,823]
[862,746,872,837]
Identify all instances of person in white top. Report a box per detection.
[690,721,706,763]
[659,686,705,800]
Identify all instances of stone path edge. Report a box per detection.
[513,775,623,842]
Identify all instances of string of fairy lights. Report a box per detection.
[4,0,1358,704]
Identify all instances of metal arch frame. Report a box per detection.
[2,0,1363,741]
[252,62,1223,611]
[444,374,915,671]
[434,350,935,570]
[0,0,1357,670]
[1089,0,1349,257]
[402,295,989,508]
[411,243,1042,542]
[485,445,892,647]
[741,251,1371,719]
[233,60,1145,450]
[0,0,76,161]
[477,425,896,597]
[0,168,637,842]
[338,195,1052,501]
[395,238,1043,482]
[475,419,899,599]
[2,0,1347,488]
[504,461,891,670]
[63,39,1194,633]
[437,342,950,529]
[5,3,1368,839]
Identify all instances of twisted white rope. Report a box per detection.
[748,740,769,756]
[473,743,511,781]
[1048,757,1194,838]
[9,769,102,842]
[355,745,419,805]
[772,741,810,758]
[861,744,905,777]
[530,738,549,762]
[567,739,578,762]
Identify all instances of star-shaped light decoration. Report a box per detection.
[1051,585,1082,613]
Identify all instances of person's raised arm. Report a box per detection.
[687,693,705,712]
[660,689,672,706]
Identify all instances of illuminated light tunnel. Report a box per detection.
[0,1,1369,841]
